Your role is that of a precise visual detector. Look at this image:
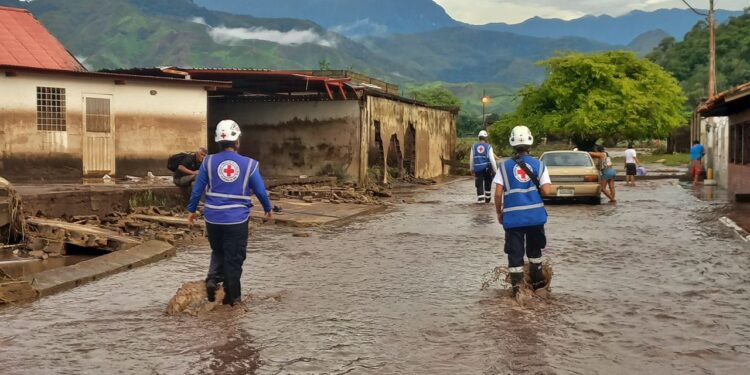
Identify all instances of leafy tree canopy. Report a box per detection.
[408,84,461,108]
[490,51,687,147]
[648,9,750,106]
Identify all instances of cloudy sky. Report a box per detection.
[434,0,749,24]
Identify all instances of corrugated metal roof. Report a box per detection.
[0,6,85,71]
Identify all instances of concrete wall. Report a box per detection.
[728,108,750,198]
[208,99,362,181]
[700,116,729,189]
[361,96,456,184]
[0,70,207,181]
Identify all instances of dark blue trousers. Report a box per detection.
[206,221,249,305]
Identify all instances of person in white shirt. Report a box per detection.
[493,126,552,299]
[624,143,641,186]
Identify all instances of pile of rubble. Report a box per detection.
[14,207,204,260]
[271,184,385,205]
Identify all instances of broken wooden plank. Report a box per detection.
[26,217,141,251]
[129,214,205,228]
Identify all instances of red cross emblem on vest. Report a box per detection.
[217,160,241,183]
[513,164,532,183]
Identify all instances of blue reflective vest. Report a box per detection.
[472,142,491,172]
[498,155,548,230]
[187,151,273,225]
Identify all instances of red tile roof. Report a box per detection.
[0,6,85,71]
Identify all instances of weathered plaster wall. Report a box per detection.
[361,96,456,184]
[0,70,207,181]
[208,99,361,181]
[728,108,750,197]
[700,116,729,189]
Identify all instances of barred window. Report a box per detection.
[36,87,66,131]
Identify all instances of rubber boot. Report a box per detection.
[529,263,546,290]
[206,279,218,303]
[510,272,524,297]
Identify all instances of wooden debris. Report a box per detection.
[26,217,142,252]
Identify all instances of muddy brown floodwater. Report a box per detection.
[1,179,749,374]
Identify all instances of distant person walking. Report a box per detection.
[470,130,499,203]
[494,126,552,299]
[690,140,705,185]
[589,145,616,203]
[187,120,273,306]
[624,143,641,187]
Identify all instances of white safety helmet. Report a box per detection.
[478,130,489,138]
[509,126,534,147]
[215,119,241,142]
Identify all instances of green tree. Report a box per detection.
[491,51,687,148]
[648,9,750,106]
[456,113,483,137]
[408,84,461,107]
[318,59,332,70]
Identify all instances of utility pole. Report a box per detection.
[683,0,718,184]
[708,0,716,98]
[706,0,717,183]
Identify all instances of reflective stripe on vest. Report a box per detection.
[473,143,491,171]
[203,153,259,224]
[500,156,547,229]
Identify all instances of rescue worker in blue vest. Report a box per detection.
[470,130,498,203]
[493,126,552,298]
[187,119,273,306]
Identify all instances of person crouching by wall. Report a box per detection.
[173,148,207,188]
[187,120,274,306]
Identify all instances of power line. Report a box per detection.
[681,0,709,17]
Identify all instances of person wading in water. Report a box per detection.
[187,119,273,306]
[493,126,552,299]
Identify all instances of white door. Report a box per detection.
[82,95,115,177]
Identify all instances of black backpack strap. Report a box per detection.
[513,156,542,192]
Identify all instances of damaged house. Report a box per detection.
[1,5,457,185]
[0,6,227,181]
[108,68,458,186]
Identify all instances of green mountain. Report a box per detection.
[648,9,750,105]
[193,0,460,37]
[363,27,615,86]
[0,0,427,81]
[628,29,671,56]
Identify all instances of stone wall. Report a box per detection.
[361,96,456,184]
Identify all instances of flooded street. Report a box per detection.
[1,179,749,374]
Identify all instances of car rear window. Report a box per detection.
[541,153,593,167]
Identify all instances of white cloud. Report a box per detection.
[434,0,749,24]
[331,19,390,38]
[189,16,337,47]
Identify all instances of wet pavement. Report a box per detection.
[1,179,749,374]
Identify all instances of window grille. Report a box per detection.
[85,97,111,133]
[36,87,66,131]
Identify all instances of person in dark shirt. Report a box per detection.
[173,148,207,187]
